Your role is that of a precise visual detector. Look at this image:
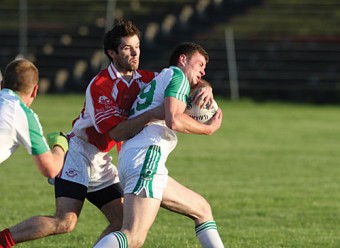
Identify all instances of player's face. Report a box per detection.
[114,35,140,73]
[182,52,206,87]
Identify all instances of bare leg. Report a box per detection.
[94,197,124,244]
[122,192,161,248]
[9,197,83,244]
[161,176,224,248]
[161,176,213,225]
[94,179,223,248]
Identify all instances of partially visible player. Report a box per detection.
[0,59,67,173]
[0,59,67,247]
[94,42,224,248]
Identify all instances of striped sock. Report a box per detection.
[94,231,128,248]
[114,232,128,248]
[195,221,224,248]
[0,229,15,248]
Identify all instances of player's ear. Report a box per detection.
[178,54,187,66]
[108,49,117,59]
[31,84,39,98]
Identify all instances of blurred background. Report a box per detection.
[1,0,339,103]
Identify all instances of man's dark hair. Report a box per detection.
[104,19,141,61]
[168,42,209,66]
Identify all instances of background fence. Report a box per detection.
[1,0,340,103]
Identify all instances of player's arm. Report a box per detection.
[32,132,68,178]
[109,104,164,142]
[164,96,222,135]
[32,146,65,178]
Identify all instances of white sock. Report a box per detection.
[94,231,128,248]
[195,221,224,248]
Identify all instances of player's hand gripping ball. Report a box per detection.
[185,99,218,124]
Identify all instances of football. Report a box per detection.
[185,99,218,124]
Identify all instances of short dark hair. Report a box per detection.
[3,59,39,94]
[168,42,209,66]
[104,19,141,61]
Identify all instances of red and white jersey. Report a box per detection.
[71,63,156,152]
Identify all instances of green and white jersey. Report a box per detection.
[122,66,190,153]
[0,89,49,163]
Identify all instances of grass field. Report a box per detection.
[1,95,339,248]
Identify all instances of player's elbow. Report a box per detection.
[39,165,59,178]
[165,118,172,129]
[44,162,62,178]
[43,169,58,178]
[165,118,178,131]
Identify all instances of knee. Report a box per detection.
[193,198,213,223]
[201,200,213,217]
[125,233,146,248]
[55,214,78,234]
[129,238,145,248]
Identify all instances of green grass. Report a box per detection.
[1,95,340,247]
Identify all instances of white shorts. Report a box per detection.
[59,136,119,193]
[118,145,168,200]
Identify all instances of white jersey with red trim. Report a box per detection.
[71,63,156,152]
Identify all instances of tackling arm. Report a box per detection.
[109,104,165,142]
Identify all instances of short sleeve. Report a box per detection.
[164,67,190,103]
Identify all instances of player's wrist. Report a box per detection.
[47,132,69,152]
[52,144,65,153]
[54,135,68,152]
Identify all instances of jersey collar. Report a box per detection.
[108,62,142,82]
[1,88,25,105]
